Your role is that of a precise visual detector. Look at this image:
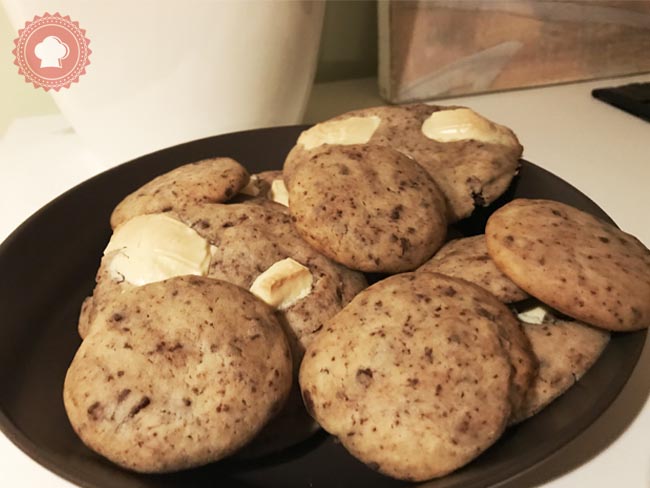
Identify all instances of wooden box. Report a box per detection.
[378,0,650,103]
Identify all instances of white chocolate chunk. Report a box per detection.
[104,214,212,286]
[298,116,381,150]
[249,258,313,310]
[421,108,518,147]
[517,305,550,325]
[239,175,260,196]
[269,179,289,206]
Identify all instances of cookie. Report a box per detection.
[287,144,448,273]
[80,205,367,363]
[64,276,292,473]
[110,157,249,228]
[285,104,522,222]
[300,272,520,481]
[486,199,650,331]
[513,306,610,423]
[418,235,529,303]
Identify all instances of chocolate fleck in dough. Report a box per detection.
[64,276,292,473]
[486,198,650,331]
[284,104,522,222]
[110,157,249,228]
[300,272,529,481]
[419,234,528,303]
[287,144,448,273]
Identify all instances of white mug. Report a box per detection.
[4,0,325,164]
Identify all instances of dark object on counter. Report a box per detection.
[592,82,650,122]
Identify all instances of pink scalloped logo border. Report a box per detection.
[12,12,91,91]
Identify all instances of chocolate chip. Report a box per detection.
[356,368,373,387]
[117,389,131,403]
[424,347,434,363]
[390,204,403,220]
[87,401,102,420]
[407,378,419,388]
[443,286,457,297]
[129,396,151,417]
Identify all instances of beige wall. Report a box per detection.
[0,1,377,134]
[315,0,378,82]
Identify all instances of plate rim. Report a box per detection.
[0,125,646,488]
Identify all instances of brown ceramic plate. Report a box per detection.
[0,126,645,488]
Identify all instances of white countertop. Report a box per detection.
[1,73,649,487]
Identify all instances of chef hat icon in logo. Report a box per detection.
[13,12,91,90]
[34,35,69,68]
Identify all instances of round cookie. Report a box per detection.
[110,157,249,228]
[513,312,610,423]
[80,204,367,363]
[288,144,448,273]
[285,104,522,222]
[486,198,650,331]
[418,235,529,303]
[64,276,292,473]
[299,272,518,481]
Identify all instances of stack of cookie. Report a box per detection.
[63,104,650,482]
[65,156,368,472]
[284,105,649,480]
[282,104,522,272]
